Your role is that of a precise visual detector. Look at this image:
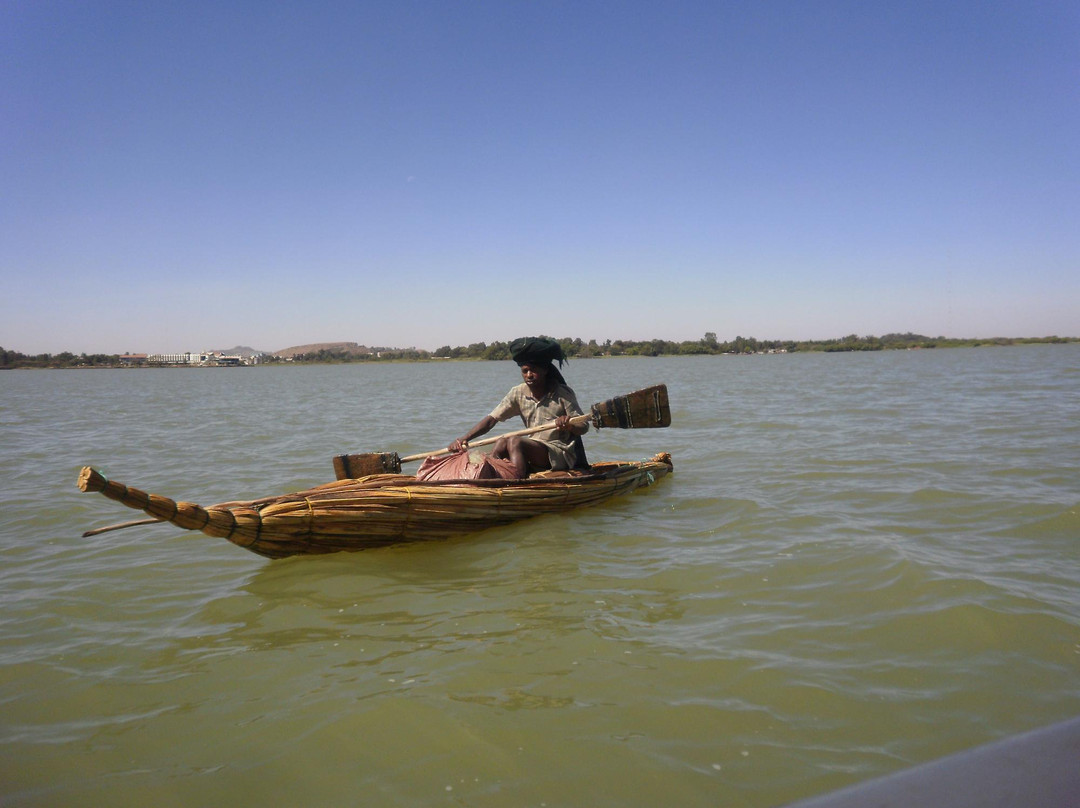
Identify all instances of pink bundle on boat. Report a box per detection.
[416,450,519,481]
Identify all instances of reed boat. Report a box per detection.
[76,453,673,559]
[77,384,674,558]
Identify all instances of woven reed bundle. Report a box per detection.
[77,454,673,558]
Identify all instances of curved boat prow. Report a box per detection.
[76,466,263,548]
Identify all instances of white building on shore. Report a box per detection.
[144,352,253,366]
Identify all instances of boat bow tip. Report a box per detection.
[78,466,107,493]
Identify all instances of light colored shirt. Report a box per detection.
[489,382,588,470]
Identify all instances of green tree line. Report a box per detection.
[3,334,1074,369]
[0,348,127,368]
[429,333,1075,359]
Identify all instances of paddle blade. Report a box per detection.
[590,384,671,429]
[332,452,402,480]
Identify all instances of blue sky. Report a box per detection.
[3,1,1077,354]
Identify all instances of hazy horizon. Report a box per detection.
[5,331,1077,359]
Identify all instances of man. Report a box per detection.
[448,337,589,477]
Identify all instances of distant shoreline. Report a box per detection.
[2,336,1076,370]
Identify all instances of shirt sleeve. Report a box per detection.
[489,386,522,422]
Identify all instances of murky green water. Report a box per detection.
[2,348,1078,806]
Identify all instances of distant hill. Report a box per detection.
[272,341,372,359]
[215,345,266,357]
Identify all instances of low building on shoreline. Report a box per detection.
[125,351,257,366]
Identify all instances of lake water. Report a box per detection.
[2,347,1078,807]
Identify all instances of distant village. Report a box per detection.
[119,351,259,366]
[113,343,411,366]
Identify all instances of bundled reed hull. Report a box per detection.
[77,454,673,559]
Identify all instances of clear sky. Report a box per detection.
[3,1,1077,355]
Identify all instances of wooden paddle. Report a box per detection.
[333,383,671,479]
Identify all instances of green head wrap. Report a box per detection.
[509,337,567,367]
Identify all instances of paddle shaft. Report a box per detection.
[401,413,591,463]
